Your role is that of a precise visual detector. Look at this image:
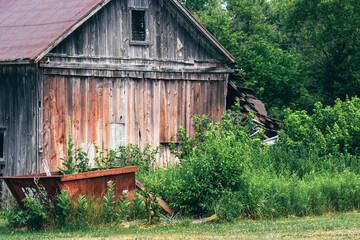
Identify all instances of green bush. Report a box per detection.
[5,205,28,228]
[146,112,260,215]
[280,97,360,157]
[136,99,360,219]
[22,197,47,231]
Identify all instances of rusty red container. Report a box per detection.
[1,166,138,208]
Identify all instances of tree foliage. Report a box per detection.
[186,0,360,115]
[280,97,360,157]
[286,0,360,106]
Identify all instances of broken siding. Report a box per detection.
[0,65,40,176]
[42,72,227,170]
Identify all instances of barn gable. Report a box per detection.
[0,0,234,64]
[49,0,232,63]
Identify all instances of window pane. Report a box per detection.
[132,10,146,41]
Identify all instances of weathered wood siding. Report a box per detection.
[0,65,40,176]
[41,0,230,169]
[51,0,226,62]
[41,71,227,170]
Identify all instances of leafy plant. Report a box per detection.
[117,144,160,172]
[22,197,47,231]
[116,194,131,222]
[55,190,71,228]
[75,148,91,173]
[103,180,116,224]
[76,195,88,228]
[93,146,107,171]
[130,192,145,221]
[4,205,28,228]
[58,117,77,175]
[139,186,160,224]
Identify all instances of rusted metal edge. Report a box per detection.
[0,176,62,180]
[61,166,138,182]
[0,166,138,181]
[135,180,174,216]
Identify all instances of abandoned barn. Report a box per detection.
[0,0,236,178]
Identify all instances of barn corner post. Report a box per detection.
[0,62,41,207]
[36,62,44,175]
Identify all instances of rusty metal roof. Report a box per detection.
[0,0,109,62]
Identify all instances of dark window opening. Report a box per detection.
[131,10,146,41]
[0,131,3,159]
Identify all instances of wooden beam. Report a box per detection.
[40,61,233,73]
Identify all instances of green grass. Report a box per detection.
[1,212,360,239]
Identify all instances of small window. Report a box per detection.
[131,10,146,41]
[0,130,4,160]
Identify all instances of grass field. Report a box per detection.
[1,212,360,239]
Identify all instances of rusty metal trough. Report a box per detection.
[1,166,137,208]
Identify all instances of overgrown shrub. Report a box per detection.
[116,144,160,173]
[130,192,146,221]
[137,98,360,219]
[146,112,261,214]
[5,204,28,229]
[280,97,360,157]
[137,177,161,223]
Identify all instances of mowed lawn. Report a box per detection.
[1,212,360,239]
